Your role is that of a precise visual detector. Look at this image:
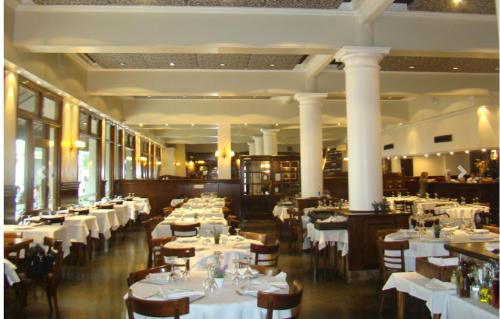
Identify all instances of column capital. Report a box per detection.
[252,135,263,141]
[334,46,390,65]
[260,128,280,135]
[294,93,327,103]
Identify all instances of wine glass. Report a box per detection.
[235,228,241,237]
[232,258,242,286]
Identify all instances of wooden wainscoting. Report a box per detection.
[4,185,17,224]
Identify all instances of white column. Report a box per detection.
[253,136,263,155]
[217,123,232,179]
[335,46,390,211]
[261,129,279,156]
[165,147,176,176]
[248,142,256,155]
[294,93,327,197]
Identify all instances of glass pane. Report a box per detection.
[105,142,112,198]
[42,97,58,121]
[33,121,45,138]
[18,86,37,113]
[33,147,47,210]
[79,113,89,132]
[106,124,112,141]
[124,149,134,179]
[91,118,99,135]
[48,127,57,210]
[15,118,28,219]
[78,136,98,205]
[115,144,122,179]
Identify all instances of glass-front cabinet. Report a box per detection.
[240,155,300,219]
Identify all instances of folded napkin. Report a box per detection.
[143,272,174,285]
[239,284,281,296]
[235,268,259,276]
[424,278,456,291]
[159,288,205,300]
[428,257,459,267]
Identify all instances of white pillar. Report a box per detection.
[261,129,279,156]
[335,46,390,211]
[248,142,256,155]
[217,123,232,179]
[294,93,327,197]
[253,136,263,155]
[165,147,176,176]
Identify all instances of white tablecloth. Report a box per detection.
[172,208,224,219]
[170,198,186,207]
[164,237,260,270]
[89,209,116,239]
[127,270,292,319]
[152,218,228,239]
[385,196,420,210]
[134,198,151,215]
[114,204,131,226]
[414,200,458,214]
[272,205,294,222]
[123,201,138,221]
[442,294,498,319]
[4,259,20,286]
[64,215,100,243]
[304,222,349,255]
[383,272,455,315]
[4,224,72,258]
[434,205,490,219]
[385,229,499,271]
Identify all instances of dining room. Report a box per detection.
[2,0,500,319]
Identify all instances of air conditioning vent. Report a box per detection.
[384,143,394,150]
[434,135,452,143]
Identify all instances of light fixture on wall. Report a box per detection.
[215,149,235,159]
[156,161,162,165]
[140,156,148,162]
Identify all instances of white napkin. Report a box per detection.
[159,288,205,300]
[428,257,459,267]
[473,229,489,234]
[424,278,456,291]
[4,259,20,286]
[236,268,259,276]
[239,284,281,296]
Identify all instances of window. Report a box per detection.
[115,128,123,180]
[78,110,101,204]
[14,78,61,219]
[123,133,135,179]
[104,123,115,198]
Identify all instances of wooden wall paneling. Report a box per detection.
[4,185,17,224]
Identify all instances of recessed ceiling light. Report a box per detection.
[169,62,175,67]
[387,96,392,100]
[191,123,195,126]
[424,154,429,157]
[275,123,279,126]
[269,64,275,67]
[398,122,403,126]
[449,151,454,155]
[120,62,126,66]
[403,156,407,159]
[394,156,398,159]
[386,157,390,160]
[408,66,415,69]
[16,70,21,74]
[452,66,459,70]
[139,123,143,127]
[219,63,225,67]
[244,123,248,126]
[465,150,469,154]
[437,153,441,156]
[337,122,341,126]
[479,105,487,109]
[482,148,487,152]
[165,124,169,126]
[57,92,62,95]
[452,0,463,4]
[147,96,152,98]
[36,80,41,84]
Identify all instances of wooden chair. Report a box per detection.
[142,216,165,268]
[163,206,174,217]
[159,247,195,270]
[251,240,280,267]
[151,236,176,267]
[375,229,409,313]
[228,216,240,235]
[170,223,200,237]
[483,225,499,234]
[126,264,173,287]
[257,280,303,319]
[240,231,267,244]
[250,264,282,276]
[403,201,414,213]
[393,200,406,212]
[4,231,23,238]
[287,209,304,254]
[125,289,189,319]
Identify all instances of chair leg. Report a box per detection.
[147,250,152,269]
[379,290,385,313]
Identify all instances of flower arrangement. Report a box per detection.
[213,264,228,278]
[372,198,390,213]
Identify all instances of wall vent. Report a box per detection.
[384,143,394,150]
[434,134,452,143]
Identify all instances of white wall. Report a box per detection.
[413,156,445,176]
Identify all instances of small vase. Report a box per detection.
[214,277,224,289]
[214,236,220,245]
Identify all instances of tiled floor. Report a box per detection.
[5,220,429,319]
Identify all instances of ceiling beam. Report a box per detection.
[12,5,497,55]
[302,54,337,78]
[87,69,498,97]
[356,0,395,24]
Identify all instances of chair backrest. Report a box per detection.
[4,231,22,238]
[375,229,409,282]
[160,247,195,270]
[43,236,64,278]
[126,289,189,319]
[170,223,200,237]
[151,236,176,267]
[240,231,267,244]
[251,240,280,267]
[142,216,165,245]
[257,280,303,319]
[127,264,172,287]
[250,264,282,276]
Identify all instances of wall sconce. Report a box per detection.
[140,156,148,162]
[71,140,86,151]
[156,161,162,165]
[175,162,181,166]
[215,149,235,159]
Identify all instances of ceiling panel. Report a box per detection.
[87,53,305,70]
[380,56,499,73]
[31,0,344,8]
[407,0,495,15]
